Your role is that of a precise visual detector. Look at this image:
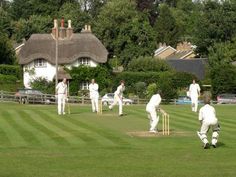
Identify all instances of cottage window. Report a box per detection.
[34,59,47,67]
[79,57,90,66]
[80,82,89,90]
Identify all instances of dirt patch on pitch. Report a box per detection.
[127,130,193,137]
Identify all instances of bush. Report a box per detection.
[30,77,55,94]
[68,66,112,96]
[134,82,147,98]
[146,83,157,99]
[127,56,172,72]
[0,74,22,91]
[0,64,22,79]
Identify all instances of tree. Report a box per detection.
[0,32,16,64]
[154,4,181,47]
[193,1,236,56]
[13,15,52,42]
[94,0,156,66]
[0,7,13,37]
[58,2,90,33]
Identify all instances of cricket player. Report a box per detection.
[197,96,220,149]
[89,79,99,113]
[109,80,125,116]
[146,92,162,133]
[56,78,67,115]
[189,79,201,112]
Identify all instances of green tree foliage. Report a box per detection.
[94,0,156,66]
[210,65,236,97]
[0,64,22,79]
[154,4,181,47]
[127,56,171,72]
[193,1,236,56]
[208,41,236,96]
[13,15,52,42]
[10,0,77,20]
[146,83,157,99]
[30,77,55,94]
[68,66,112,95]
[0,33,16,64]
[134,81,147,98]
[58,2,90,33]
[0,7,14,37]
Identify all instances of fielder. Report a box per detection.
[189,79,201,112]
[56,78,67,115]
[197,96,220,149]
[146,92,162,133]
[89,79,99,113]
[109,80,125,116]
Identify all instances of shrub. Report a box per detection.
[0,74,22,91]
[134,81,147,98]
[146,83,157,99]
[30,77,55,94]
[0,64,22,79]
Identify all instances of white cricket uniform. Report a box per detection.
[146,94,162,132]
[189,83,201,112]
[89,83,99,112]
[56,82,67,115]
[197,104,220,146]
[109,85,125,115]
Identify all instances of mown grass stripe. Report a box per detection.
[42,110,116,146]
[38,110,98,146]
[22,110,68,146]
[9,110,56,147]
[69,118,130,146]
[0,111,27,147]
[25,110,83,146]
[4,110,41,146]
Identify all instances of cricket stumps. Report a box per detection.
[160,109,170,135]
[97,99,103,115]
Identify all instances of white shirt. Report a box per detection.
[114,85,125,97]
[89,83,99,99]
[56,82,67,95]
[189,83,200,97]
[199,104,218,124]
[146,94,162,110]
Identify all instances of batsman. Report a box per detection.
[146,91,162,133]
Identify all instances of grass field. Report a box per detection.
[0,102,235,177]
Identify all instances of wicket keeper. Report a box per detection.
[197,95,220,149]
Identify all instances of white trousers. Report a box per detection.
[197,121,220,145]
[58,94,66,115]
[109,95,123,115]
[91,97,99,112]
[191,96,198,112]
[147,109,159,131]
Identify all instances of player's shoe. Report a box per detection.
[149,130,157,133]
[212,144,216,148]
[203,143,210,149]
[119,114,123,117]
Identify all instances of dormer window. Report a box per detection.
[79,57,90,66]
[34,58,47,67]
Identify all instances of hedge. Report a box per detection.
[0,74,22,92]
[0,64,22,79]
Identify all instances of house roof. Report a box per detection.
[154,46,176,56]
[18,31,108,65]
[166,50,194,60]
[57,68,72,80]
[166,58,208,80]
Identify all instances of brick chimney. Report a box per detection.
[59,17,66,39]
[66,20,73,38]
[51,19,58,38]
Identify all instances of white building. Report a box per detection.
[18,19,108,89]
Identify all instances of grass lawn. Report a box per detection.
[0,102,235,177]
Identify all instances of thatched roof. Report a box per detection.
[57,68,72,80]
[18,31,108,65]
